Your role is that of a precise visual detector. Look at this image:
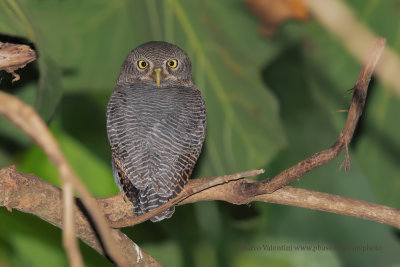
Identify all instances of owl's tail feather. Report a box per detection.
[113,160,174,222]
[133,186,175,222]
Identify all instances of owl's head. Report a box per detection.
[117,41,193,87]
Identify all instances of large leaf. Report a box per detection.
[167,0,286,175]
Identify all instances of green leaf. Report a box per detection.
[142,241,183,267]
[35,55,62,121]
[166,0,286,175]
[0,208,67,267]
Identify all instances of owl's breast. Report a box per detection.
[107,84,205,160]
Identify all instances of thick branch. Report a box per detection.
[0,166,160,267]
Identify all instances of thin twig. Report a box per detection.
[63,182,83,267]
[256,37,386,193]
[108,169,265,228]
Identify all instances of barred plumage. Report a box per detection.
[106,41,206,222]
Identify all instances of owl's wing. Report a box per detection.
[107,85,206,199]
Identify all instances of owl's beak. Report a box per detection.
[153,67,162,86]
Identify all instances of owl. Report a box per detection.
[107,41,206,222]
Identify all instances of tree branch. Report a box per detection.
[0,166,160,267]
[108,169,265,227]
[2,165,399,246]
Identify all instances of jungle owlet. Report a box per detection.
[107,41,206,222]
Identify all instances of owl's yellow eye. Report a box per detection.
[167,59,178,68]
[137,60,149,69]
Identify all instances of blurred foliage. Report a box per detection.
[0,0,400,266]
